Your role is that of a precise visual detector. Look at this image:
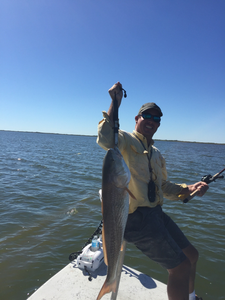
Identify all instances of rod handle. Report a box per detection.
[183,189,199,203]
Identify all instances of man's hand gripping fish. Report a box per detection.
[96,147,132,300]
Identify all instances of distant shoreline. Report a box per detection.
[1,129,224,145]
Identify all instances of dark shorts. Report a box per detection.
[124,205,190,270]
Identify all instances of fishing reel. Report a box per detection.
[201,174,224,184]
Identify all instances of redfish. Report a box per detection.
[97,147,131,300]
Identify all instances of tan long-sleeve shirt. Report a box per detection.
[97,112,187,214]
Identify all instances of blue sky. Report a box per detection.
[1,0,224,143]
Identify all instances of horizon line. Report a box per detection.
[1,129,224,145]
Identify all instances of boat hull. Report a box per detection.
[27,260,167,300]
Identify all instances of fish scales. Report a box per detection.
[97,147,130,300]
[102,184,128,278]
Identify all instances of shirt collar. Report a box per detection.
[133,130,154,147]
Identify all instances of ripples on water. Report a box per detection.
[0,131,224,300]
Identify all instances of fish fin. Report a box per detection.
[96,279,117,300]
[125,187,137,200]
[120,240,126,251]
[101,197,103,214]
[101,202,108,266]
[102,225,108,266]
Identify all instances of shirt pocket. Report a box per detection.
[128,145,149,182]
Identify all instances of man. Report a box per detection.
[97,82,208,300]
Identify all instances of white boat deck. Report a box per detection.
[27,260,168,300]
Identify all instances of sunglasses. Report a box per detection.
[140,113,161,123]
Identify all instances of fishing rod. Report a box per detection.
[181,167,225,203]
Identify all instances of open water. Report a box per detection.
[0,131,225,300]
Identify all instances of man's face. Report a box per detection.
[135,108,161,140]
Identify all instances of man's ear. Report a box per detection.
[135,115,139,122]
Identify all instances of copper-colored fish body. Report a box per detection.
[96,147,130,300]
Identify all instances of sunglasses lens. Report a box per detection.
[153,116,161,123]
[141,114,161,123]
[141,113,150,119]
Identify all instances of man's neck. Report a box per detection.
[134,130,153,147]
[147,138,153,147]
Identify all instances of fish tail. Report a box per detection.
[96,279,117,300]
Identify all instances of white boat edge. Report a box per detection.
[27,259,168,300]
